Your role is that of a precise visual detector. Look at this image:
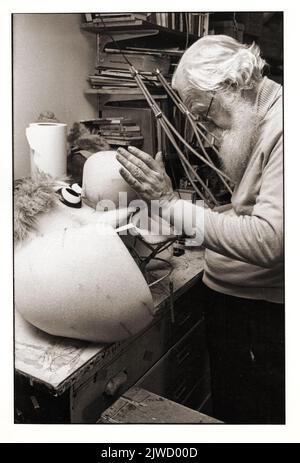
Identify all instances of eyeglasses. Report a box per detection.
[203,95,215,122]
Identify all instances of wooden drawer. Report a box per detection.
[70,318,167,423]
[166,283,205,345]
[69,285,206,423]
[137,319,210,410]
[183,370,212,413]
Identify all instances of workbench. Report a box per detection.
[15,248,210,423]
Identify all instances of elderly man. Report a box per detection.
[116,35,284,424]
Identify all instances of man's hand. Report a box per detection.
[116,146,178,206]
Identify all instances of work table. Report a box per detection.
[15,247,206,423]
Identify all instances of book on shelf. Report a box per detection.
[188,13,192,34]
[97,50,171,74]
[182,12,188,33]
[150,12,207,36]
[80,117,136,125]
[104,138,144,146]
[89,71,164,89]
[90,19,144,27]
[88,87,148,93]
[104,47,169,57]
[155,13,161,26]
[97,67,156,76]
[171,12,175,30]
[99,129,141,136]
[199,13,205,37]
[102,107,157,155]
[117,125,141,132]
[89,76,138,87]
[84,13,93,22]
[167,13,172,30]
[96,124,138,130]
[90,84,139,90]
[96,69,161,81]
[93,16,137,24]
[131,12,151,21]
[102,134,143,141]
[97,12,150,20]
[90,73,136,80]
[123,46,183,56]
[93,13,133,18]
[84,12,149,21]
[191,13,200,37]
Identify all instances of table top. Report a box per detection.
[15,248,204,393]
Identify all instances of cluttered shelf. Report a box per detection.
[81,21,199,44]
[82,13,209,108]
[81,13,211,161]
[81,12,208,45]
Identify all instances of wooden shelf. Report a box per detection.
[85,88,166,96]
[81,20,200,47]
[84,89,167,110]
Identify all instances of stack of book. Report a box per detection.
[80,117,144,147]
[87,46,181,93]
[84,12,150,27]
[88,70,164,93]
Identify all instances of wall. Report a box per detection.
[13,13,97,179]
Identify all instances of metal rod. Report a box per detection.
[149,70,233,184]
[156,115,211,204]
[155,70,221,144]
[160,110,233,183]
[131,67,220,206]
[132,68,219,205]
[155,68,235,194]
[158,116,218,206]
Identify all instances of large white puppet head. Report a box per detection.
[82,151,137,210]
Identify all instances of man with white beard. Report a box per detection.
[116,35,283,424]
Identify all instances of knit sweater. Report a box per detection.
[169,77,283,303]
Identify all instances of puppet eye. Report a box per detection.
[57,186,82,208]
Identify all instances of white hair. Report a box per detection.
[172,35,266,98]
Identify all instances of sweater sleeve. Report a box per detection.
[169,136,283,268]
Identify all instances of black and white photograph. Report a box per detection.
[1,0,299,446]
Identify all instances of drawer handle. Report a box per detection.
[104,370,128,396]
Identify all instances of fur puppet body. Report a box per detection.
[14,173,65,244]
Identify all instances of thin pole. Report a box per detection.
[131,67,219,206]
